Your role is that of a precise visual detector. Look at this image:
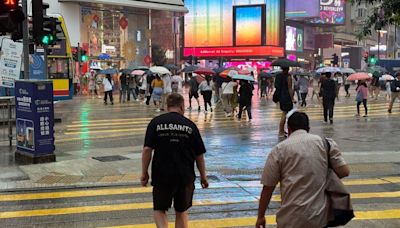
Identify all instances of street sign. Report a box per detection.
[0,37,23,88]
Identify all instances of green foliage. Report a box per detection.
[151,44,167,66]
[352,0,400,39]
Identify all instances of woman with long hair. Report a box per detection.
[198,75,213,112]
[355,81,368,117]
[151,74,164,112]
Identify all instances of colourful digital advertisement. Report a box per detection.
[286,26,297,51]
[312,0,346,24]
[285,0,320,18]
[184,0,283,57]
[234,6,263,46]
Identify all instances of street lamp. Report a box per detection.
[377,30,387,60]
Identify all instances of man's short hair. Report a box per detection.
[167,93,184,108]
[325,72,332,78]
[288,112,310,132]
[396,71,400,77]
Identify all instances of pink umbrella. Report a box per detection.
[347,72,372,81]
[131,70,146,76]
[194,67,215,75]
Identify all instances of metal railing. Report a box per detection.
[0,97,15,146]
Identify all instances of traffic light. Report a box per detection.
[32,0,59,46]
[0,0,25,41]
[369,55,377,65]
[79,50,88,62]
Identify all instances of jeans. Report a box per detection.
[127,88,137,101]
[221,94,233,113]
[202,91,212,111]
[357,99,368,115]
[238,103,252,119]
[300,93,308,107]
[323,98,335,122]
[104,91,113,103]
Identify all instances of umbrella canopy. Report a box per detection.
[226,66,241,71]
[99,68,118,75]
[120,69,133,74]
[259,72,274,78]
[213,67,226,74]
[131,69,146,76]
[133,66,149,70]
[316,66,341,73]
[347,72,372,81]
[368,65,387,73]
[245,67,256,72]
[149,66,171,75]
[340,68,356,74]
[195,74,205,83]
[271,69,282,74]
[182,65,199,73]
[271,59,301,68]
[194,67,215,75]
[232,74,255,82]
[238,69,251,75]
[164,64,179,71]
[379,74,395,81]
[220,69,239,78]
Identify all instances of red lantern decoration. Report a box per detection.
[119,17,128,30]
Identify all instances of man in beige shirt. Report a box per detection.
[256,112,350,228]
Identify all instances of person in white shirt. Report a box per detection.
[161,74,172,111]
[221,78,237,117]
[103,74,114,105]
[171,75,183,93]
[198,76,213,112]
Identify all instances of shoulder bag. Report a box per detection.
[323,138,355,227]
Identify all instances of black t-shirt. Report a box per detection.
[144,112,206,186]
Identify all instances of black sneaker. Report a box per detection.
[198,106,201,111]
[330,119,333,124]
[388,109,392,113]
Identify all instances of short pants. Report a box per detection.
[153,182,195,212]
[189,91,199,99]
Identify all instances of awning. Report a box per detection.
[59,0,188,13]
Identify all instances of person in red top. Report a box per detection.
[355,81,369,117]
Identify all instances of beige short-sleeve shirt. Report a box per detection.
[261,130,346,228]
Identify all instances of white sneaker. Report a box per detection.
[226,113,232,117]
[155,108,161,112]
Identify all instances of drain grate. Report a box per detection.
[92,155,130,162]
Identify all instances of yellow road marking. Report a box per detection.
[103,209,400,228]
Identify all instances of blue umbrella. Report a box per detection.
[232,74,255,82]
[99,68,118,75]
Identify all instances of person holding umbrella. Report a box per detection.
[258,72,269,98]
[151,74,164,112]
[355,81,368,117]
[103,74,114,105]
[274,67,294,137]
[198,75,213,113]
[320,72,337,124]
[237,80,253,121]
[188,74,201,111]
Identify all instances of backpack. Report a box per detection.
[391,80,400,92]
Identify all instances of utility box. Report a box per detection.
[15,80,55,164]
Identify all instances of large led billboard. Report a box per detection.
[184,0,284,58]
[285,0,320,18]
[312,0,346,24]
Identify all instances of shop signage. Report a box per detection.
[0,37,23,88]
[285,0,320,18]
[15,80,55,155]
[312,0,346,24]
[183,46,284,57]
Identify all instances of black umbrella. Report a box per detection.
[259,72,273,78]
[182,65,199,73]
[164,64,179,71]
[271,59,301,68]
[119,69,133,74]
[213,67,226,74]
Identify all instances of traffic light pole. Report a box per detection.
[22,0,29,79]
[43,46,48,78]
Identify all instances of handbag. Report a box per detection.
[355,90,363,102]
[323,138,355,227]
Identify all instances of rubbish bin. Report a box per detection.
[14,80,55,164]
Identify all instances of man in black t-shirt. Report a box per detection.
[320,72,337,124]
[141,93,209,227]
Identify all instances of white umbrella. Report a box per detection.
[340,68,356,74]
[149,66,171,75]
[316,67,341,73]
[379,74,394,81]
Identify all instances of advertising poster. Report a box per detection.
[286,26,297,51]
[304,26,316,50]
[296,28,304,52]
[313,0,346,24]
[0,37,23,88]
[15,81,55,155]
[235,6,263,46]
[184,0,283,57]
[285,0,320,18]
[29,53,46,80]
